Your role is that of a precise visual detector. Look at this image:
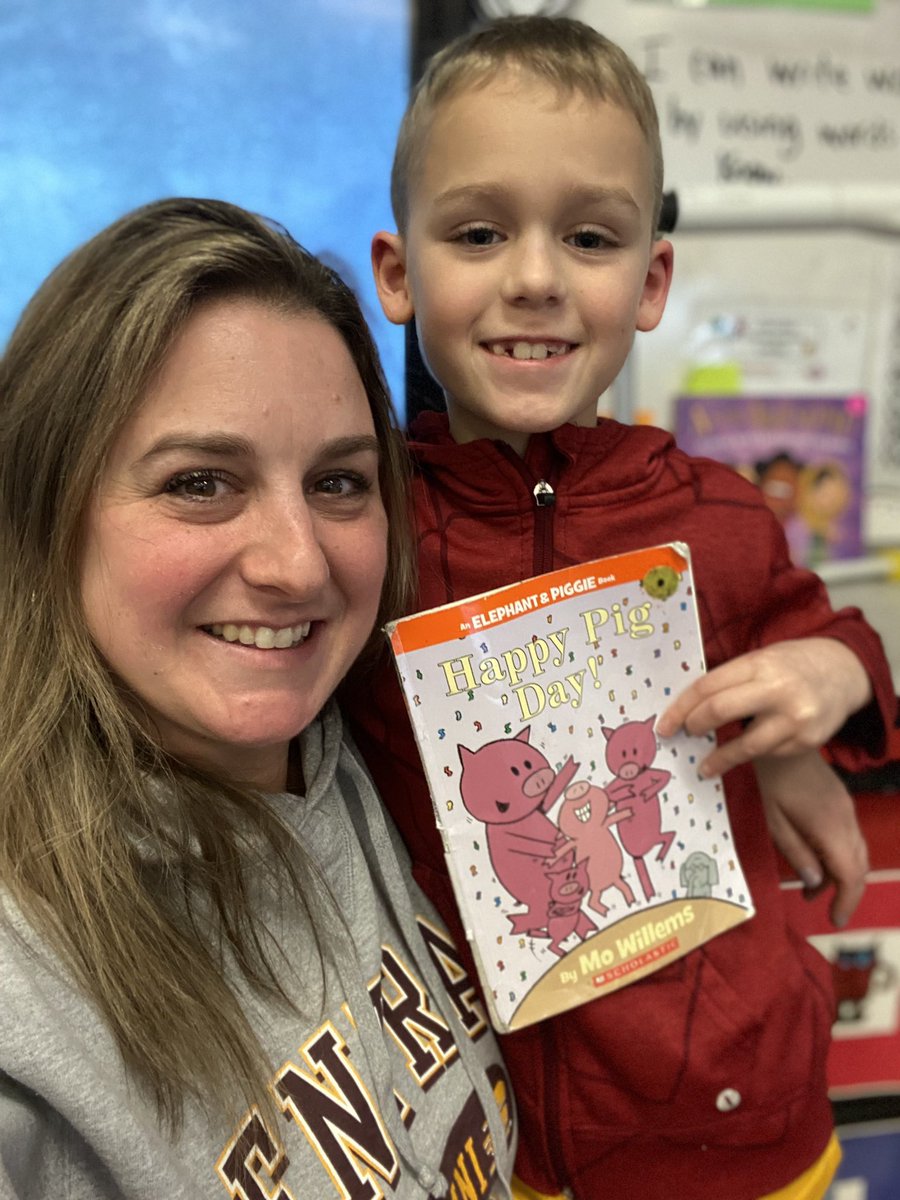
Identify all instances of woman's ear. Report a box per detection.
[636,238,674,333]
[371,231,415,325]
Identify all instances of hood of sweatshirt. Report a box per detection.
[280,704,515,1198]
[407,411,678,511]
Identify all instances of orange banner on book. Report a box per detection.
[388,544,688,654]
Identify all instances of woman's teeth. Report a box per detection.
[489,341,570,360]
[206,622,311,650]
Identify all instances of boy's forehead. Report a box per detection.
[435,65,590,122]
[411,72,654,216]
[423,67,642,159]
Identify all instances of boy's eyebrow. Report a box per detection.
[561,184,642,215]
[433,182,642,215]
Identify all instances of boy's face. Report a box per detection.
[373,72,673,453]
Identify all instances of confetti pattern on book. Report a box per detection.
[388,544,754,1032]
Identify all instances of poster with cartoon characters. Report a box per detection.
[386,543,755,1033]
[674,394,866,569]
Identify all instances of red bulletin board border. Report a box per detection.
[782,868,900,1099]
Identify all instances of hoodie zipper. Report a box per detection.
[531,480,556,578]
[496,455,569,1191]
[495,445,558,578]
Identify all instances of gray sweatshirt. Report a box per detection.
[0,704,516,1198]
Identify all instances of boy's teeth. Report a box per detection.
[491,341,566,360]
[207,622,311,649]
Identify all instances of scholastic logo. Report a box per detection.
[592,937,679,988]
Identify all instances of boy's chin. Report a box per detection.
[448,398,600,444]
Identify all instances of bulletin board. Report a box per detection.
[504,0,900,545]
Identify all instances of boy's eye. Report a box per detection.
[567,229,611,251]
[164,468,234,501]
[457,226,502,247]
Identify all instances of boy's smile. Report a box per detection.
[373,70,673,454]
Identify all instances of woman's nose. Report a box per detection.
[501,232,565,306]
[238,497,331,598]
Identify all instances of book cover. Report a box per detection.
[386,544,754,1033]
[673,394,867,568]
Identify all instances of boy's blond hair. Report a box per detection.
[391,15,665,236]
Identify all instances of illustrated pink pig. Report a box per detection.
[545,858,596,956]
[458,726,578,938]
[550,780,636,918]
[602,716,674,901]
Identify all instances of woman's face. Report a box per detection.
[80,298,388,790]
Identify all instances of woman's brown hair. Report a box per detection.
[0,197,413,1130]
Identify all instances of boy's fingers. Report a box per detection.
[661,680,787,742]
[699,715,797,777]
[821,840,868,928]
[818,820,869,929]
[826,870,866,930]
[767,811,867,928]
[763,802,824,891]
[658,655,767,737]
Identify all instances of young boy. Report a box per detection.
[344,16,897,1200]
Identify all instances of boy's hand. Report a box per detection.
[656,638,872,780]
[755,751,869,928]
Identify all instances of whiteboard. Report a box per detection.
[571,0,900,190]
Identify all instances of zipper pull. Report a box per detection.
[533,480,556,508]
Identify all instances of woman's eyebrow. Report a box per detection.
[318,435,381,458]
[135,432,381,465]
[137,432,256,464]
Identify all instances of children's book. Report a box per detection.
[386,544,754,1033]
[673,394,867,569]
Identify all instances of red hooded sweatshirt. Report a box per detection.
[345,413,896,1200]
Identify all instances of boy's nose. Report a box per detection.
[238,498,331,599]
[501,233,565,306]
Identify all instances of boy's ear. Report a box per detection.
[371,231,415,325]
[635,238,674,333]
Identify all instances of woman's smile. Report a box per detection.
[202,620,313,649]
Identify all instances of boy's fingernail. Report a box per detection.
[800,867,823,890]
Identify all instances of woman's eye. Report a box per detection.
[568,229,610,251]
[313,471,371,497]
[164,469,232,501]
[458,226,501,247]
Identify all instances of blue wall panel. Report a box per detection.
[0,0,408,414]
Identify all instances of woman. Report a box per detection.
[0,198,515,1197]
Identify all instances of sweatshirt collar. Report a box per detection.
[407,411,675,502]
